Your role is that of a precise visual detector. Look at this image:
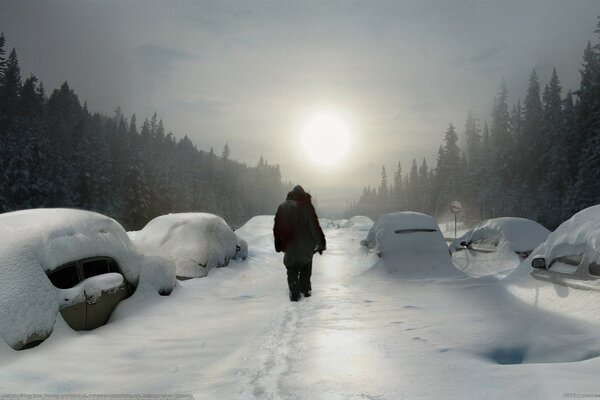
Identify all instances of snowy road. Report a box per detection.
[1,224,600,399]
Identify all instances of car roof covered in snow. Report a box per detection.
[369,211,439,234]
[451,217,550,252]
[0,208,141,279]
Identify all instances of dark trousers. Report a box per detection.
[286,261,312,294]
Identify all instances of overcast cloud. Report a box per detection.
[0,1,598,213]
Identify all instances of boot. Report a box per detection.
[289,282,300,302]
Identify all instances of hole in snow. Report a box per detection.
[483,346,600,365]
[485,346,528,365]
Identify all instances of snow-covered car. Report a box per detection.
[449,217,550,277]
[528,205,600,289]
[0,208,169,350]
[361,212,461,278]
[131,213,243,279]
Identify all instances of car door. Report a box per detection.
[80,258,130,330]
[48,258,131,331]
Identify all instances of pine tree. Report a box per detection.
[222,143,231,160]
[392,161,403,209]
[538,69,569,228]
[0,32,6,75]
[489,82,514,216]
[0,49,21,133]
[432,123,461,215]
[378,165,389,208]
[464,110,481,163]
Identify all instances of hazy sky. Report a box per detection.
[1,1,598,214]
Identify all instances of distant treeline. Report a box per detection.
[347,18,600,230]
[0,34,290,230]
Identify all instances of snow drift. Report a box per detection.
[132,213,240,279]
[363,212,462,278]
[235,215,276,254]
[450,217,550,277]
[0,208,143,349]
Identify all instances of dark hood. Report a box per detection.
[286,185,312,203]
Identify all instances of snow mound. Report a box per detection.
[0,208,142,349]
[364,212,462,278]
[342,216,374,231]
[137,255,177,296]
[235,215,276,254]
[132,213,238,279]
[450,217,550,277]
[235,215,274,241]
[506,205,600,321]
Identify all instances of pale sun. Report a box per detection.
[300,112,351,167]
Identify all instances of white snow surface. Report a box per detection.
[3,214,600,398]
[0,208,141,349]
[132,213,239,278]
[341,215,373,230]
[450,217,550,277]
[507,205,600,321]
[364,212,462,278]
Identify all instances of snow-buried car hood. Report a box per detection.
[0,208,141,348]
[133,213,238,278]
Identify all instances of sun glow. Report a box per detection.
[300,112,352,167]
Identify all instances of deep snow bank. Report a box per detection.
[133,213,239,278]
[0,208,142,349]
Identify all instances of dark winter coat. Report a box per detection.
[273,186,326,267]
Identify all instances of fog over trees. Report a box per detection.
[346,18,600,230]
[0,33,289,230]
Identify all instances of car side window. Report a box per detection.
[107,260,120,274]
[82,259,110,279]
[48,264,80,289]
[589,262,600,277]
[549,254,582,268]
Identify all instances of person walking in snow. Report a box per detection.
[273,185,326,302]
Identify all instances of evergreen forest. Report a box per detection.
[346,19,600,230]
[0,33,290,230]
